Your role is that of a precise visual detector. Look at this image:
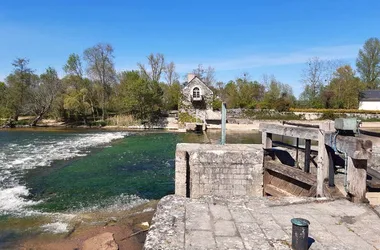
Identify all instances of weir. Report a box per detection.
[144,122,380,250]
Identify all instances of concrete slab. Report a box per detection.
[144,195,380,250]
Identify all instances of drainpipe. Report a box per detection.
[331,131,349,192]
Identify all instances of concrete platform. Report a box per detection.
[144,195,380,250]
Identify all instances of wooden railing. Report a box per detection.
[259,122,372,202]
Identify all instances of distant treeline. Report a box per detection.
[0,37,379,126]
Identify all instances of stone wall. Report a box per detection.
[175,143,263,198]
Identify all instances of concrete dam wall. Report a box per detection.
[175,143,263,198]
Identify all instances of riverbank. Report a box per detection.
[16,200,158,250]
[2,117,380,132]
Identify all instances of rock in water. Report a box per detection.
[82,232,118,250]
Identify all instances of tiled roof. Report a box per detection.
[360,90,380,101]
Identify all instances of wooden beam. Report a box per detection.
[264,184,293,197]
[324,133,372,159]
[347,157,367,203]
[265,161,316,186]
[262,132,272,149]
[259,123,319,140]
[368,167,380,180]
[317,124,329,197]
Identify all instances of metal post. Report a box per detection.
[221,102,227,145]
[328,149,335,187]
[296,138,299,168]
[304,139,311,173]
[291,218,310,250]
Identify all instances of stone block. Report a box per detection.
[214,220,238,236]
[186,230,216,249]
[223,151,243,164]
[209,204,232,221]
[215,236,245,250]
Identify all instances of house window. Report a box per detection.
[193,87,200,99]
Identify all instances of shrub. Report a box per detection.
[244,109,303,120]
[290,108,380,114]
[319,111,347,120]
[178,112,202,123]
[107,115,140,126]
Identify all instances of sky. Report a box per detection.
[0,0,379,97]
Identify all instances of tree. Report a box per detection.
[63,53,94,123]
[6,58,34,120]
[63,53,83,77]
[192,64,215,87]
[300,57,325,107]
[327,65,364,109]
[119,71,163,121]
[138,53,166,82]
[28,67,62,126]
[164,61,179,85]
[0,81,11,118]
[161,82,181,110]
[262,77,294,110]
[84,43,116,120]
[356,37,380,89]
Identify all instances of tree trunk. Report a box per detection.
[31,113,44,127]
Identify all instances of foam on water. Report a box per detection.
[40,222,69,234]
[0,131,129,216]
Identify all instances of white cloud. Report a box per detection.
[175,44,361,73]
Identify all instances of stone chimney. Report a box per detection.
[187,73,196,82]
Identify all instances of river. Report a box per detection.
[0,128,261,247]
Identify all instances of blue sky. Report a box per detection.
[0,0,379,97]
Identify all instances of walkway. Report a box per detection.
[144,195,380,250]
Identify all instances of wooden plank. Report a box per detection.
[317,123,329,197]
[265,184,293,197]
[259,123,319,140]
[347,157,367,203]
[262,132,273,149]
[265,161,316,186]
[324,133,372,159]
[368,167,380,181]
[367,180,380,189]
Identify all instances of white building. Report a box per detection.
[359,90,380,111]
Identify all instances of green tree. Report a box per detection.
[63,53,95,123]
[356,37,380,89]
[119,71,163,121]
[0,81,11,118]
[28,67,62,126]
[5,58,34,120]
[224,80,239,108]
[84,43,116,120]
[161,81,181,110]
[262,77,294,110]
[327,65,364,109]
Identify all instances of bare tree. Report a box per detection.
[192,64,215,86]
[28,67,62,126]
[138,53,166,82]
[164,61,179,85]
[300,57,343,107]
[83,43,116,120]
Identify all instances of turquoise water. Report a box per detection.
[0,129,261,247]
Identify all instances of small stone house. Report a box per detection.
[359,90,380,111]
[179,74,214,122]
